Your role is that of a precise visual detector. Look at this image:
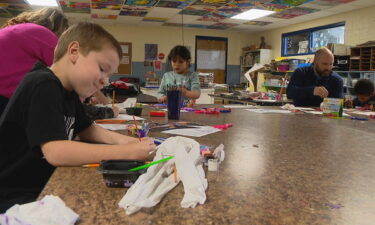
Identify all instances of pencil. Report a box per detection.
[82,163,100,168]
[112,90,115,107]
[173,163,177,183]
[133,115,141,142]
[128,156,174,172]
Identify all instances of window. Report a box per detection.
[282,22,345,56]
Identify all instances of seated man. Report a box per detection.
[286,48,344,106]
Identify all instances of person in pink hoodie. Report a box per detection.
[0,8,68,116]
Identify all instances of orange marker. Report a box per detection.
[82,163,100,168]
[95,119,127,124]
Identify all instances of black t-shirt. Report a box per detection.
[0,62,92,198]
[352,95,375,107]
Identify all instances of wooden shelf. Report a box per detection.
[350,46,375,71]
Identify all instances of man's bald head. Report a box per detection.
[313,47,334,77]
[314,47,334,62]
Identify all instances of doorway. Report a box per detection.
[195,36,228,84]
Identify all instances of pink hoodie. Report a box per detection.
[0,23,58,98]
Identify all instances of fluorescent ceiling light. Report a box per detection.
[26,0,58,6]
[231,9,275,20]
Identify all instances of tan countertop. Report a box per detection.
[39,106,375,224]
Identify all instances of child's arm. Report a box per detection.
[179,87,201,99]
[78,123,138,145]
[157,75,168,102]
[180,72,201,99]
[41,138,156,166]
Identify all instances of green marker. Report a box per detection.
[128,156,174,172]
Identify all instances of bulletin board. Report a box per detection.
[117,42,132,75]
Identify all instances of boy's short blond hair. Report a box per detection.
[54,22,122,63]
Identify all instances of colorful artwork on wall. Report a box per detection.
[270,7,319,18]
[156,0,195,9]
[198,12,226,22]
[142,17,169,22]
[255,2,293,12]
[208,22,238,29]
[270,0,314,7]
[244,20,273,25]
[59,1,91,13]
[92,0,124,10]
[91,14,118,19]
[216,6,243,18]
[120,6,150,16]
[193,0,230,6]
[125,0,158,7]
[184,24,210,28]
[179,7,210,16]
[228,0,255,8]
[163,22,184,26]
[145,44,158,60]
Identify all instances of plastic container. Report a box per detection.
[289,59,299,71]
[97,160,146,188]
[167,90,182,120]
[277,64,289,72]
[126,107,142,116]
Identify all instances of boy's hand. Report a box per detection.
[313,86,329,98]
[111,105,119,118]
[126,138,156,160]
[158,96,167,103]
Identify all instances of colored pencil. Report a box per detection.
[112,90,115,107]
[82,163,100,168]
[95,119,127,124]
[128,156,174,172]
[133,115,142,142]
[173,163,177,183]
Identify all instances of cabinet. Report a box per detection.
[350,46,375,71]
[240,49,272,85]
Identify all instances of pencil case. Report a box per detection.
[97,160,146,188]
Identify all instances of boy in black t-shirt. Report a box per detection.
[0,22,156,212]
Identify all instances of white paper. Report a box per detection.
[245,109,292,114]
[162,126,221,137]
[304,111,323,115]
[161,109,189,112]
[116,114,145,120]
[96,124,128,130]
[121,45,128,54]
[348,110,375,116]
[223,105,257,109]
[196,50,226,70]
[252,99,277,103]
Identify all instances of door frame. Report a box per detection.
[195,36,228,83]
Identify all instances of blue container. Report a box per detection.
[167,90,182,120]
[298,63,312,68]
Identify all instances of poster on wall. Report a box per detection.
[154,60,162,71]
[145,44,158,60]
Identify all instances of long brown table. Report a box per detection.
[38,106,375,224]
[209,94,293,106]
